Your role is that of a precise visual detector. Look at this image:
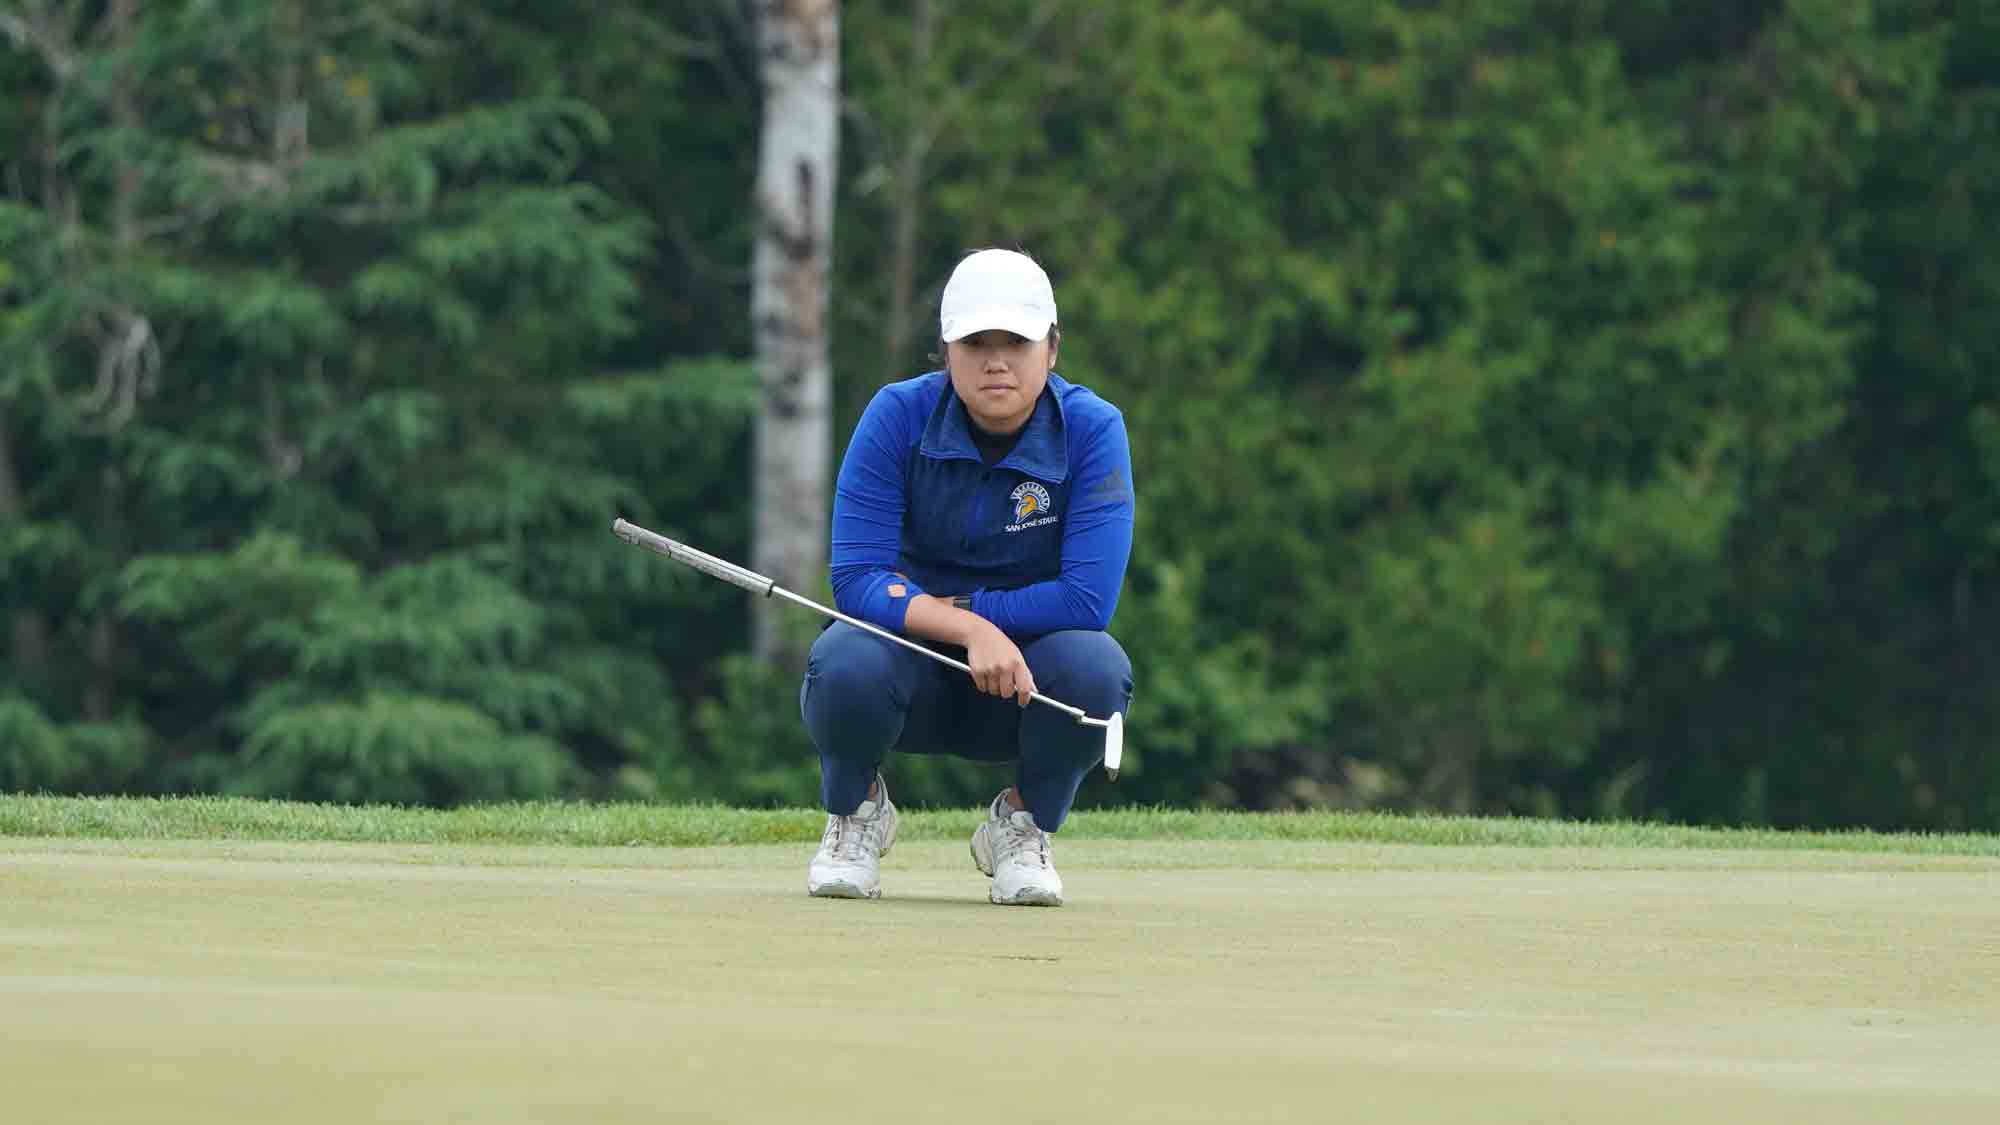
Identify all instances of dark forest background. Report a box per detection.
[5,0,1998,830]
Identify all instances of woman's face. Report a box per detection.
[947,329,1056,434]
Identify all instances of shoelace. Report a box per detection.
[996,813,1049,870]
[823,811,884,863]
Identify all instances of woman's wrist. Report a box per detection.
[906,592,988,647]
[946,594,988,646]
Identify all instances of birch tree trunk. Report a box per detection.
[750,0,840,664]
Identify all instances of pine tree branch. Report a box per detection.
[0,1,80,81]
[128,151,287,241]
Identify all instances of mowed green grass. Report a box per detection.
[9,793,2000,853]
[5,798,1999,1124]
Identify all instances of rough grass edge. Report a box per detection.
[3,794,1996,856]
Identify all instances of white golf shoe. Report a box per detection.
[807,777,898,899]
[970,791,1064,906]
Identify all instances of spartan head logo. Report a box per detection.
[1010,481,1053,523]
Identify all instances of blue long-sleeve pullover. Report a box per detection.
[829,371,1135,639]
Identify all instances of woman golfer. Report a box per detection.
[800,248,1135,905]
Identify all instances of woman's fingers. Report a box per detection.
[966,628,1033,702]
[975,661,1031,701]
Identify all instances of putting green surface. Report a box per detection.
[4,837,1998,1124]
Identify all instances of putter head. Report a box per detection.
[1102,711,1124,780]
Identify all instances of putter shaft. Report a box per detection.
[615,518,1102,726]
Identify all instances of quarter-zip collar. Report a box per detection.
[919,372,1072,483]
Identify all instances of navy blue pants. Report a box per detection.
[800,623,1133,832]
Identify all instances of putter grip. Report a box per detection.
[612,519,775,596]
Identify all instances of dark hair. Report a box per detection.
[929,323,1060,368]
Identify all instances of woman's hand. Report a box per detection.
[964,619,1036,707]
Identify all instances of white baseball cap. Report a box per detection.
[939,249,1058,343]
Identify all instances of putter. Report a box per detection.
[611,517,1125,779]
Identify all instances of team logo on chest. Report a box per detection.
[1007,481,1056,533]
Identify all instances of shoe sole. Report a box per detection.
[808,880,880,900]
[990,888,1063,907]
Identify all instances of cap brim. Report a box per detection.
[941,305,1055,343]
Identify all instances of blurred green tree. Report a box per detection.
[0,0,726,802]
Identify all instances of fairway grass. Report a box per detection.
[5,803,2000,1123]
